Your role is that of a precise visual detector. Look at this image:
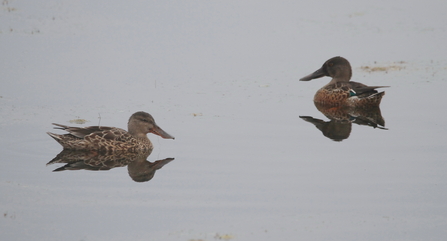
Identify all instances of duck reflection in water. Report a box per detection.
[47,150,174,182]
[300,103,386,142]
[46,111,175,182]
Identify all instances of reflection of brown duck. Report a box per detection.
[47,111,174,152]
[128,157,174,182]
[300,104,386,141]
[47,150,174,182]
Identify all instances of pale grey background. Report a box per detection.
[1,1,446,240]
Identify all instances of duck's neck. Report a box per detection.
[329,66,352,84]
[128,130,149,140]
[328,76,350,85]
[135,134,149,140]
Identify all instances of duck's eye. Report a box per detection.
[328,62,334,67]
[141,118,148,122]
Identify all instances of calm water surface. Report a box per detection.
[1,1,447,241]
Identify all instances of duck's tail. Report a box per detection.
[360,91,386,106]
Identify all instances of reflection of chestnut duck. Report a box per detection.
[300,116,352,141]
[47,111,174,152]
[315,103,385,128]
[47,150,174,183]
[300,104,386,142]
[300,56,388,107]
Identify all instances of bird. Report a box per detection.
[300,56,388,107]
[47,111,174,152]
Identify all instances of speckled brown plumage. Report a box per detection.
[300,56,388,107]
[47,111,174,152]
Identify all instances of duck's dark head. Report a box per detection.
[128,111,175,139]
[300,56,352,82]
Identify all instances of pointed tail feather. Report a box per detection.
[47,132,66,147]
[52,123,70,130]
[47,132,61,140]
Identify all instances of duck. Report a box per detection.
[300,56,388,107]
[47,111,174,152]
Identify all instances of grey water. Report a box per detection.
[1,1,447,240]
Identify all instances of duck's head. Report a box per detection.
[128,111,175,139]
[300,56,352,82]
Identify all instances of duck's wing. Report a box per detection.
[52,124,129,140]
[349,82,389,95]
